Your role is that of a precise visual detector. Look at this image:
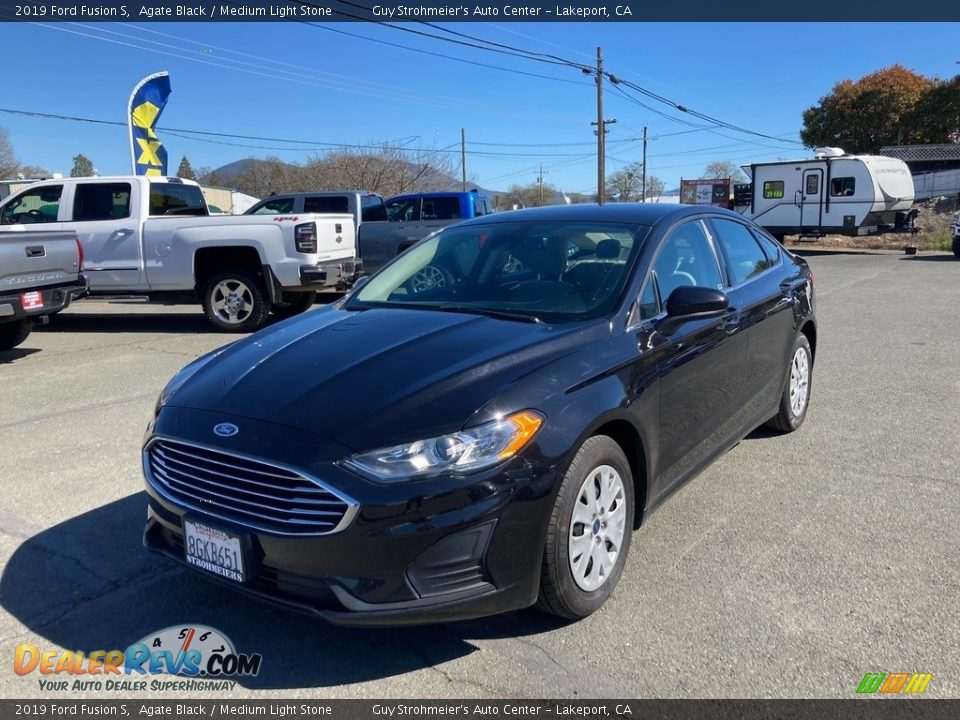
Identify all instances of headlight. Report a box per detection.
[342,410,544,483]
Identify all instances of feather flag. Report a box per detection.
[128,72,172,176]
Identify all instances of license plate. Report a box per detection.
[183,519,246,583]
[20,291,42,311]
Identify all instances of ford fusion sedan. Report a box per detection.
[142,203,816,625]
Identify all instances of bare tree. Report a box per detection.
[643,176,665,202]
[501,181,559,208]
[703,160,747,183]
[0,127,20,178]
[606,161,644,202]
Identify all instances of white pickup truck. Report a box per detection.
[0,176,359,332]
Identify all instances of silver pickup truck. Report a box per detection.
[0,230,87,350]
[0,176,359,332]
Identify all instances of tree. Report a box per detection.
[800,65,936,153]
[909,75,960,144]
[500,181,558,208]
[0,127,19,178]
[703,160,747,184]
[606,161,644,202]
[177,156,197,180]
[643,176,665,202]
[71,154,95,177]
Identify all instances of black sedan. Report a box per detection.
[142,203,816,625]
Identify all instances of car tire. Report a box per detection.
[201,269,271,333]
[952,238,960,259]
[271,291,317,319]
[537,435,634,620]
[765,333,813,433]
[0,320,33,351]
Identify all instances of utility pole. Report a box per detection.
[641,125,647,203]
[461,128,467,192]
[537,164,548,206]
[590,47,616,205]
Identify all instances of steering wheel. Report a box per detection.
[671,271,697,287]
[13,209,46,223]
[408,264,454,295]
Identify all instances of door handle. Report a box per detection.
[25,246,45,258]
[113,228,134,238]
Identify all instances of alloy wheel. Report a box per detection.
[568,464,627,592]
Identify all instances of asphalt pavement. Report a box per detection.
[0,250,957,699]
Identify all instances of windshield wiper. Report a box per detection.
[437,305,541,324]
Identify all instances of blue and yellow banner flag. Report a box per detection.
[128,72,171,177]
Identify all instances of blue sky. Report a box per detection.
[0,21,957,194]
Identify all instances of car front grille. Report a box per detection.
[145,438,355,536]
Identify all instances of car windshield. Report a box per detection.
[348,220,650,323]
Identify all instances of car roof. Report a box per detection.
[389,191,488,200]
[454,203,744,227]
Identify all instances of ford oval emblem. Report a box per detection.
[213,423,239,437]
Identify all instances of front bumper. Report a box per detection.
[142,410,558,626]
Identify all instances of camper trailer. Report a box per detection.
[734,148,914,240]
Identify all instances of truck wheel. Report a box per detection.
[271,291,317,318]
[952,238,960,259]
[202,269,270,333]
[0,320,33,351]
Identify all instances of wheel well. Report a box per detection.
[800,321,817,363]
[193,247,263,293]
[593,420,647,529]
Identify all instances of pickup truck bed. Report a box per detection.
[0,230,87,350]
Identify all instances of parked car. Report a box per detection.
[0,176,358,332]
[0,230,87,350]
[246,190,494,275]
[355,190,494,273]
[951,210,959,258]
[142,203,816,625]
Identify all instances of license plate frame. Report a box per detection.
[183,518,247,583]
[20,291,42,311]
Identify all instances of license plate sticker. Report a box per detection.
[20,291,42,311]
[183,520,246,583]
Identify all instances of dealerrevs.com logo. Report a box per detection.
[14,625,262,693]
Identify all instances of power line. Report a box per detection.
[305,23,590,86]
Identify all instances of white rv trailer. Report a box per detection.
[734,148,914,240]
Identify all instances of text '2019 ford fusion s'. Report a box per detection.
[142,203,816,625]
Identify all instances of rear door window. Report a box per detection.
[73,182,132,221]
[150,183,209,216]
[304,196,349,214]
[422,197,461,220]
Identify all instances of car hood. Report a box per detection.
[165,306,607,450]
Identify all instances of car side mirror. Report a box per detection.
[656,286,729,335]
[350,275,371,292]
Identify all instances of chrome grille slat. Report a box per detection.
[153,478,338,528]
[152,453,343,506]
[159,443,306,482]
[146,438,355,536]
[151,465,344,517]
